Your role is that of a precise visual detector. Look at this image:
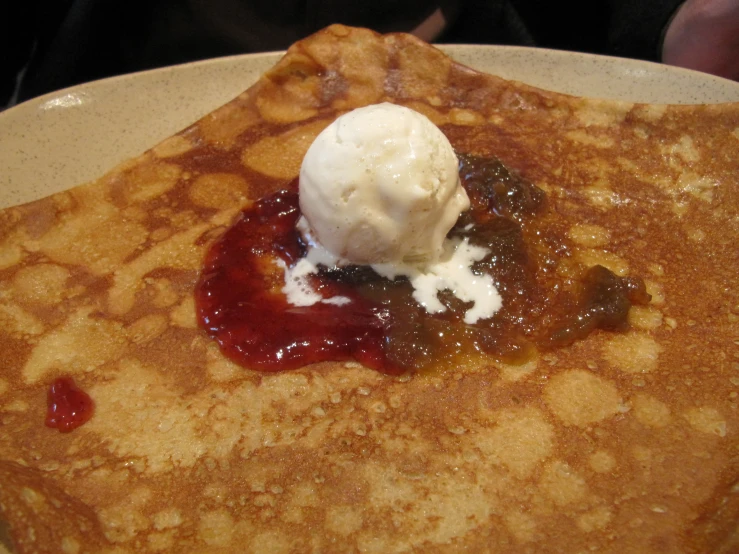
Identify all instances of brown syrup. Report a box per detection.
[196,154,649,374]
[45,377,95,432]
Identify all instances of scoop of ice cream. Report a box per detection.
[299,103,469,264]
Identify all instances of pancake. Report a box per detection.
[1,24,738,553]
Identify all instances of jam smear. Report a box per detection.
[196,154,649,374]
[196,189,402,374]
[459,154,546,220]
[547,265,651,347]
[45,377,94,433]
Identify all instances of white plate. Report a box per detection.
[1,45,738,209]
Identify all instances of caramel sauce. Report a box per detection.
[196,154,649,374]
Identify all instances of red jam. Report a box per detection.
[195,154,649,374]
[196,189,402,374]
[45,377,94,432]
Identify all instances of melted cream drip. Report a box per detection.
[279,218,502,324]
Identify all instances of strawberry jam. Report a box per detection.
[195,154,649,374]
[45,377,94,432]
[196,189,401,374]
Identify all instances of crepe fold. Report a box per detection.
[0,24,738,554]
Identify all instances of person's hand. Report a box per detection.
[662,0,739,81]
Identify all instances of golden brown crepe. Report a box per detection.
[1,24,738,554]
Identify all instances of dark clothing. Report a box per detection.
[4,0,684,105]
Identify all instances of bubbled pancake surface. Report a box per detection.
[1,24,738,554]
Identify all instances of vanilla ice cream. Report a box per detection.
[285,102,502,324]
[299,102,469,264]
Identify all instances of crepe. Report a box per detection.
[1,24,738,554]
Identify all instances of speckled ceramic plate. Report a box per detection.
[1,45,738,209]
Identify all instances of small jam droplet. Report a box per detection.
[45,377,94,433]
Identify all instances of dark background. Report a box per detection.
[1,0,683,106]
